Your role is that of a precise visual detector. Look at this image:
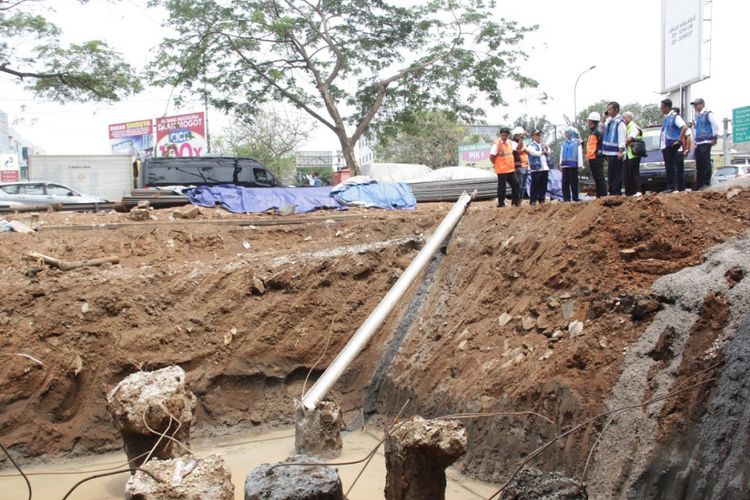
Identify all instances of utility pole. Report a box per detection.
[722,118,731,166]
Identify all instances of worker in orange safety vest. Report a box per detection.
[489,126,520,207]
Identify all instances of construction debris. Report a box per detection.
[244,455,344,500]
[24,251,119,271]
[499,467,587,499]
[125,454,234,500]
[294,400,344,459]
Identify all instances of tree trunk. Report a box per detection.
[339,136,361,176]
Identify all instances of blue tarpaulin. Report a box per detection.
[185,185,343,214]
[330,182,416,210]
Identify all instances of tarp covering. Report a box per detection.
[331,182,416,210]
[185,185,343,213]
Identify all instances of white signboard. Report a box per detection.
[0,153,20,182]
[662,0,703,92]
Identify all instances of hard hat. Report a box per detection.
[511,126,526,136]
[587,111,601,121]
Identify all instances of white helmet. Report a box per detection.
[587,111,601,122]
[511,126,526,137]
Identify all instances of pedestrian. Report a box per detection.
[585,111,607,197]
[511,127,530,198]
[527,130,550,205]
[660,98,688,192]
[311,172,323,186]
[490,127,520,207]
[691,98,720,190]
[602,101,627,195]
[622,111,643,196]
[560,127,583,202]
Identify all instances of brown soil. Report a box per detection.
[0,189,749,483]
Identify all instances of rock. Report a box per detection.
[522,316,537,331]
[620,248,637,261]
[568,320,584,338]
[458,339,468,350]
[125,454,233,500]
[245,454,343,500]
[547,298,560,309]
[251,276,266,295]
[130,208,151,221]
[561,301,576,320]
[551,330,564,341]
[538,349,554,361]
[499,467,587,499]
[536,314,553,330]
[137,200,151,209]
[278,203,297,216]
[106,366,197,467]
[294,400,344,459]
[602,197,625,207]
[8,220,34,233]
[599,337,608,349]
[498,312,513,326]
[173,206,202,219]
[558,292,572,300]
[385,416,467,500]
[726,188,742,200]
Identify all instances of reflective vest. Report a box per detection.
[586,130,602,160]
[694,111,715,142]
[662,112,682,147]
[528,142,544,171]
[626,120,642,159]
[493,139,515,174]
[603,116,624,153]
[561,140,579,168]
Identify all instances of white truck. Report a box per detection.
[27,154,134,202]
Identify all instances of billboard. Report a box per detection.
[155,112,206,158]
[0,153,20,182]
[661,0,703,92]
[458,143,493,170]
[109,119,154,160]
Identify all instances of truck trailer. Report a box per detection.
[27,154,134,202]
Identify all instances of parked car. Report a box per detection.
[712,165,750,184]
[140,156,284,189]
[638,127,696,192]
[0,182,108,206]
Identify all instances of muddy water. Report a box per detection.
[0,427,498,499]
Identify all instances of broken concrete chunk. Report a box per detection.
[8,220,34,233]
[294,400,344,459]
[126,454,233,500]
[498,312,513,326]
[499,467,587,499]
[522,316,537,331]
[245,454,344,500]
[251,276,266,295]
[137,200,151,209]
[106,366,197,467]
[620,248,637,260]
[561,301,577,320]
[568,320,584,338]
[538,349,554,361]
[385,416,467,500]
[130,208,151,221]
[174,205,202,219]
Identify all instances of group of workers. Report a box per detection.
[489,97,721,206]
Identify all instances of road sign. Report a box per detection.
[733,105,750,144]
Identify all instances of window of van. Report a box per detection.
[253,167,272,186]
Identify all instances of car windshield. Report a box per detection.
[642,130,661,151]
[716,167,737,176]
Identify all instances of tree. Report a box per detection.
[512,114,555,142]
[375,111,465,168]
[213,108,314,182]
[0,0,142,101]
[571,99,663,137]
[149,0,537,175]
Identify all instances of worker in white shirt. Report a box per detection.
[691,98,721,190]
[660,98,688,192]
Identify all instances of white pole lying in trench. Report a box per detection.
[301,191,473,410]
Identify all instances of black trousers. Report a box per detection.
[516,167,530,198]
[561,168,579,201]
[589,158,607,197]
[529,170,549,204]
[607,155,623,195]
[623,157,642,196]
[663,145,685,191]
[695,143,713,189]
[497,172,520,206]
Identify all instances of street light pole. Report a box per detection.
[573,65,596,124]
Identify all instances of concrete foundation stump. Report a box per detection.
[294,400,344,458]
[125,454,234,499]
[244,454,344,500]
[384,416,468,500]
[107,365,197,467]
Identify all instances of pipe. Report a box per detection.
[301,191,474,410]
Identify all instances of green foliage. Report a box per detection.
[296,167,333,186]
[571,99,663,136]
[148,0,537,173]
[212,108,313,183]
[512,114,555,143]
[0,1,142,102]
[375,111,465,168]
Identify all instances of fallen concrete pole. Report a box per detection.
[301,191,473,410]
[385,416,467,500]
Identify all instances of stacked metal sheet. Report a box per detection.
[407,178,497,203]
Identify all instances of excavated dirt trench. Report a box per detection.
[1,189,750,498]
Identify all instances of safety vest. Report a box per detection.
[561,140,579,168]
[662,112,682,147]
[626,120,642,159]
[528,142,544,170]
[602,116,624,153]
[493,139,515,174]
[586,130,602,160]
[694,111,714,142]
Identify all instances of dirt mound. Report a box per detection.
[1,189,749,498]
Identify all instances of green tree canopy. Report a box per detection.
[149,0,538,174]
[213,108,314,182]
[375,111,465,168]
[571,99,663,136]
[0,0,142,101]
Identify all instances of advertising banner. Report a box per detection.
[0,153,20,182]
[109,119,154,160]
[661,0,703,92]
[458,143,493,170]
[155,112,206,157]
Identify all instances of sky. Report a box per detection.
[0,0,747,155]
